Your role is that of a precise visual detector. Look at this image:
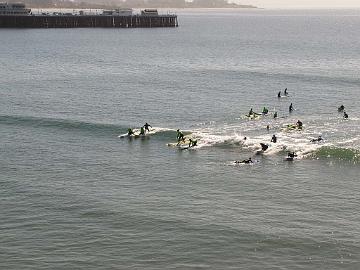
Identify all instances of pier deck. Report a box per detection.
[0,14,178,28]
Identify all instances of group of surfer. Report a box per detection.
[127,122,152,136]
[236,87,351,164]
[125,89,351,163]
[277,88,289,98]
[176,129,197,148]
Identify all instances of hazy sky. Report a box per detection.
[234,0,360,8]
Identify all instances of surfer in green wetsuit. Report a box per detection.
[139,127,145,136]
[262,107,269,115]
[127,128,135,136]
[176,129,185,145]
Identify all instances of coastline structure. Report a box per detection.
[0,3,178,28]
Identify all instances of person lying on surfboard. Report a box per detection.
[235,157,253,164]
[310,136,323,143]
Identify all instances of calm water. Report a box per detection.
[1,9,360,269]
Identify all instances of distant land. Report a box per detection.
[8,0,257,9]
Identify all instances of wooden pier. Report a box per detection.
[0,14,178,28]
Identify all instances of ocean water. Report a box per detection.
[1,9,360,269]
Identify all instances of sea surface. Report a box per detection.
[1,9,360,269]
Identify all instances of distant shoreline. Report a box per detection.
[26,4,257,10]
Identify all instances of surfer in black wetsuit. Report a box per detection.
[260,143,269,152]
[296,120,303,129]
[278,91,281,98]
[143,123,152,132]
[289,103,294,113]
[338,105,345,112]
[310,136,323,143]
[284,88,288,96]
[344,111,349,119]
[271,134,277,143]
[248,108,254,116]
[188,138,197,148]
[235,157,253,164]
[274,111,278,119]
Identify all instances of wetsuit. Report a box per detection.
[271,135,277,143]
[144,123,152,132]
[344,112,349,119]
[278,91,281,98]
[127,128,134,136]
[139,127,145,135]
[189,139,197,147]
[260,143,269,152]
[274,112,278,119]
[289,103,293,113]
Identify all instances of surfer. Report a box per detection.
[274,111,278,119]
[284,88,288,96]
[248,108,254,116]
[289,103,294,113]
[262,107,269,115]
[296,120,303,129]
[310,136,323,143]
[127,128,135,136]
[176,129,185,144]
[286,152,297,161]
[344,111,349,119]
[260,143,269,152]
[188,138,197,148]
[266,125,270,131]
[139,127,145,136]
[338,105,345,112]
[277,91,281,98]
[143,123,152,132]
[271,134,277,143]
[235,157,253,164]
